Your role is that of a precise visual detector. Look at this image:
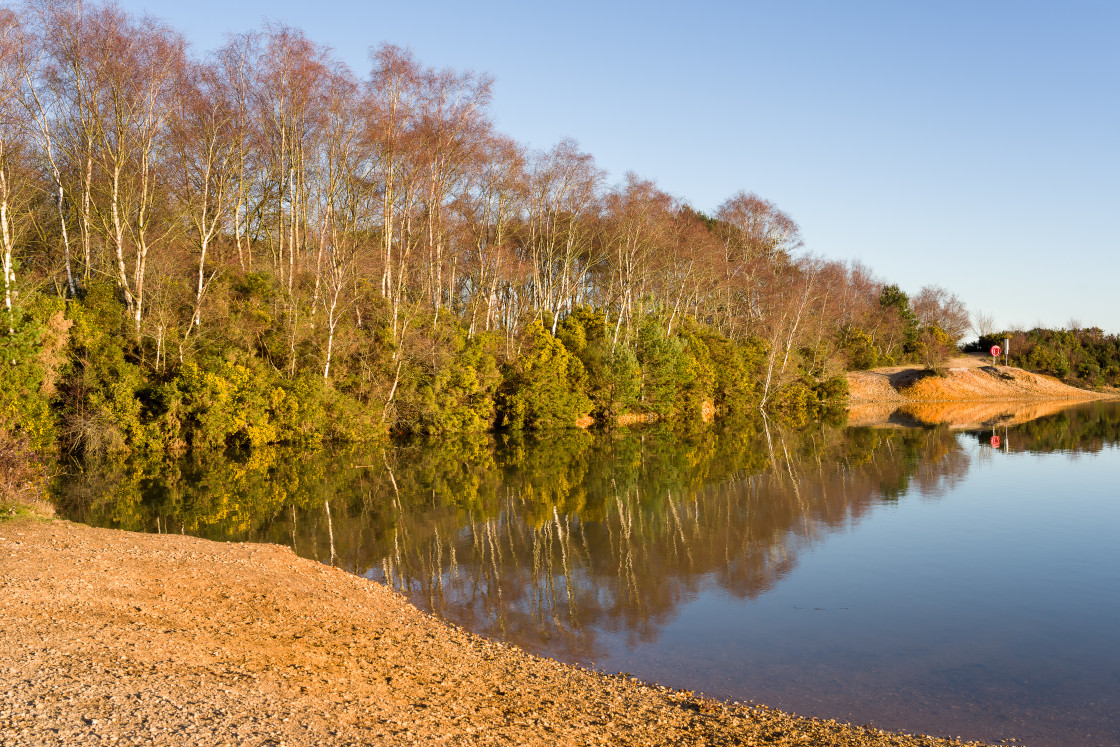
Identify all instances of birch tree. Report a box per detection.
[456,134,525,336]
[525,139,603,333]
[29,0,100,284]
[169,58,238,347]
[758,260,818,409]
[57,4,185,335]
[12,7,77,297]
[0,9,30,332]
[365,44,424,343]
[315,66,366,379]
[602,174,673,347]
[715,191,803,335]
[414,63,493,322]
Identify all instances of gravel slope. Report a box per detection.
[0,519,992,747]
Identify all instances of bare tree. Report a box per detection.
[456,133,525,336]
[653,206,721,336]
[13,5,77,297]
[0,9,39,332]
[912,284,970,344]
[758,259,819,409]
[413,61,493,323]
[30,0,100,284]
[525,138,604,333]
[365,44,424,343]
[971,309,996,338]
[602,173,672,347]
[315,66,366,379]
[169,57,239,352]
[714,191,803,336]
[42,3,186,335]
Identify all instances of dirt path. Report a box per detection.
[0,519,992,747]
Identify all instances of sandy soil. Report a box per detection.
[847,354,1110,405]
[0,519,995,747]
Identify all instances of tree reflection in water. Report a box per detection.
[53,400,1119,664]
[53,413,1004,655]
[385,421,981,662]
[52,399,1120,746]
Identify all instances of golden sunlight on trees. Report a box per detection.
[0,0,971,458]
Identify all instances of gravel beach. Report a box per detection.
[1,519,994,746]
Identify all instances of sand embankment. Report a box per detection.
[846,355,1115,428]
[850,355,1109,403]
[849,365,1099,403]
[0,519,989,746]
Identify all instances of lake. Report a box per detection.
[54,400,1120,746]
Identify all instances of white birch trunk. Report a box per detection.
[0,164,14,334]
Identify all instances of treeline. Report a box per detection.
[0,1,971,473]
[970,328,1120,389]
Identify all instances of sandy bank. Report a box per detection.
[848,359,1111,405]
[0,519,990,746]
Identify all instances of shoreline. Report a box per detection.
[846,397,1115,430]
[847,360,1117,408]
[0,518,992,746]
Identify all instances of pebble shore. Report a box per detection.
[1,519,994,746]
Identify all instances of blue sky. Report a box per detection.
[118,0,1120,333]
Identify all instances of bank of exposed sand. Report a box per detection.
[847,354,1114,418]
[0,519,994,746]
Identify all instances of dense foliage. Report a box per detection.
[970,328,1120,389]
[0,1,967,468]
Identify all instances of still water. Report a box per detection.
[55,401,1120,746]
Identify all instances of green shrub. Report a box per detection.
[165,359,280,450]
[771,373,848,424]
[0,406,49,514]
[703,332,765,413]
[398,325,501,435]
[0,301,61,452]
[57,282,148,455]
[558,307,639,423]
[675,330,716,420]
[157,356,384,450]
[840,328,880,370]
[635,317,685,416]
[496,320,591,431]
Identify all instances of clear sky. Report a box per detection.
[114,0,1120,334]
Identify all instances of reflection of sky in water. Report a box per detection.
[534,440,1120,746]
[56,400,1120,747]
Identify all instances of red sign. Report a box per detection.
[990,435,1001,448]
[990,345,1002,357]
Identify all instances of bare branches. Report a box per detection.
[4,0,964,409]
[912,285,970,344]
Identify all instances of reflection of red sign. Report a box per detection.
[990,435,1001,448]
[990,345,1002,357]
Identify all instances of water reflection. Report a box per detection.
[848,396,1115,432]
[53,403,1119,650]
[377,425,979,664]
[52,399,1120,746]
[54,417,979,655]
